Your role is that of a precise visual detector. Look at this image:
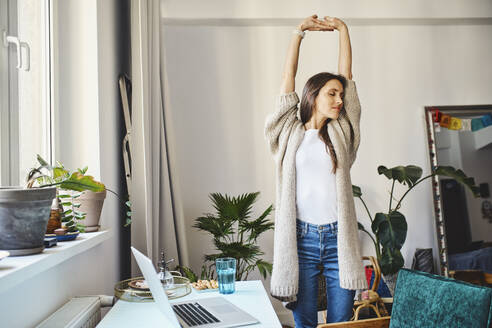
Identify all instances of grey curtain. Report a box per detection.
[130,0,188,271]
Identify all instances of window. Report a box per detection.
[0,0,51,186]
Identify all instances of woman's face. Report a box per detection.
[314,79,344,120]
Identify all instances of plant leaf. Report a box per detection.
[58,194,71,198]
[193,214,234,239]
[175,265,198,283]
[380,247,405,275]
[372,212,407,249]
[37,154,50,167]
[352,185,362,197]
[53,167,69,180]
[233,192,260,221]
[239,204,274,242]
[60,172,105,192]
[255,259,272,279]
[357,221,368,234]
[378,165,423,187]
[434,166,481,197]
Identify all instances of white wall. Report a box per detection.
[160,0,492,19]
[160,1,492,324]
[0,1,129,327]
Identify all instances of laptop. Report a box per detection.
[131,247,260,328]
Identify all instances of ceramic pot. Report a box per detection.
[77,190,106,232]
[0,187,56,256]
[382,272,399,296]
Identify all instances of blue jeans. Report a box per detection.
[292,219,356,328]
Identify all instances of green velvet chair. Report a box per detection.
[319,268,491,328]
[390,268,492,328]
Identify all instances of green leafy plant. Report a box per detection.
[182,192,274,282]
[355,165,479,276]
[27,155,132,229]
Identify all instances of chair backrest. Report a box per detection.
[389,269,492,328]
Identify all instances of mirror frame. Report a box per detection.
[424,104,492,277]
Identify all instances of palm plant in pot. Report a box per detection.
[354,164,480,295]
[177,192,274,282]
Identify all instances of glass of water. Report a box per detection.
[215,257,236,294]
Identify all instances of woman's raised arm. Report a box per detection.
[280,15,333,94]
[324,17,352,80]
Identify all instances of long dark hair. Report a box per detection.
[299,72,355,173]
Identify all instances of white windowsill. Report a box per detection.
[0,230,111,294]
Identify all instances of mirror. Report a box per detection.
[425,105,492,278]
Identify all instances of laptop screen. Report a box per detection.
[131,246,181,328]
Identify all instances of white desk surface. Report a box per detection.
[97,280,282,327]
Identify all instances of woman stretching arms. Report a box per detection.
[265,15,366,327]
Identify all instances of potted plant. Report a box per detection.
[27,155,132,234]
[177,192,274,282]
[0,186,57,255]
[354,164,479,295]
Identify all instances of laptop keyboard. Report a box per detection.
[173,302,221,327]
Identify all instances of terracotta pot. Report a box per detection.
[77,190,106,232]
[0,187,56,255]
[46,196,63,234]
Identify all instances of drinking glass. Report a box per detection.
[215,257,236,294]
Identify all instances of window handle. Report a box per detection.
[20,41,30,71]
[2,30,22,69]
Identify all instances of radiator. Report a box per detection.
[36,295,114,328]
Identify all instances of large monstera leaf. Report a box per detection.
[372,211,408,274]
[434,166,481,197]
[377,165,423,187]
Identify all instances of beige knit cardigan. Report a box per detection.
[264,80,367,302]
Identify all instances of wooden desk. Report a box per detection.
[97,280,281,327]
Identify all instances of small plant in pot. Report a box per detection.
[27,156,106,235]
[354,164,479,295]
[27,155,132,235]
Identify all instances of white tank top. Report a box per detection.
[295,129,338,225]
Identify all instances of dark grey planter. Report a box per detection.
[0,187,56,256]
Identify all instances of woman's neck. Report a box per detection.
[304,113,325,130]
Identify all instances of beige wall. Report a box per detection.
[161,1,492,324]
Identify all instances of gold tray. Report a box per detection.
[115,274,191,302]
